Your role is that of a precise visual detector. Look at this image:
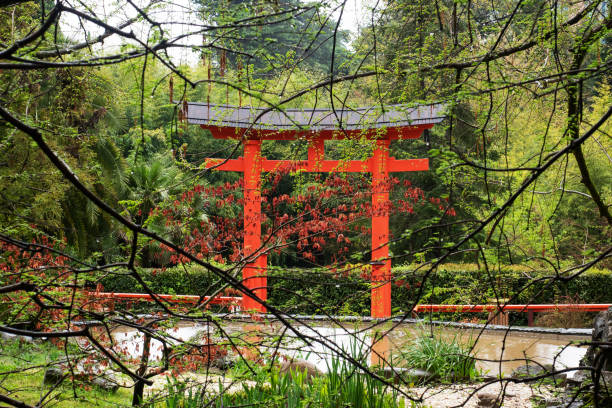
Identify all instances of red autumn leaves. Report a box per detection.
[153,171,455,267]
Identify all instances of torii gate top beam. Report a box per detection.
[181,103,445,140]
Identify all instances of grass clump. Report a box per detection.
[162,377,206,408]
[398,326,478,381]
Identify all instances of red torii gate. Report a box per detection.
[181,103,445,318]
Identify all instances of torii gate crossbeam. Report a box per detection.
[181,103,445,318]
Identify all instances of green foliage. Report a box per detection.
[0,338,66,368]
[396,326,478,380]
[200,337,406,408]
[195,0,351,75]
[100,263,612,319]
[0,340,132,407]
[100,264,225,297]
[162,378,204,408]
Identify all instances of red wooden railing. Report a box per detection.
[88,292,242,311]
[413,304,611,326]
[88,291,610,326]
[413,304,611,313]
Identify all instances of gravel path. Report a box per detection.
[407,381,556,407]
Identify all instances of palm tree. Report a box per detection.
[62,137,129,261]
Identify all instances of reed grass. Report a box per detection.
[163,338,411,407]
[397,326,478,381]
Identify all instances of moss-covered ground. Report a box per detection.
[0,339,133,407]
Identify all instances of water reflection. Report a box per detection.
[109,321,587,377]
[111,322,209,361]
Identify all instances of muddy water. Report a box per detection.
[110,321,587,378]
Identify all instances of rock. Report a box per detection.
[74,359,106,377]
[547,403,583,408]
[477,391,501,408]
[0,326,44,343]
[564,369,612,390]
[545,396,584,408]
[0,331,35,343]
[211,347,240,370]
[379,367,435,384]
[404,368,437,383]
[44,362,118,393]
[211,355,235,370]
[378,367,436,384]
[581,307,612,371]
[544,397,563,407]
[380,367,406,383]
[562,369,590,387]
[279,358,322,380]
[43,367,65,385]
[511,364,546,379]
[510,363,566,382]
[91,375,119,393]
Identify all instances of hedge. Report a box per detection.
[99,263,611,320]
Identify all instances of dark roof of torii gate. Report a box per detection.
[182,102,445,132]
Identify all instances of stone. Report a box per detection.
[545,396,584,408]
[563,370,590,387]
[552,403,583,408]
[403,368,437,383]
[43,367,65,385]
[544,397,563,407]
[546,403,581,408]
[511,364,546,379]
[476,391,501,408]
[279,358,322,380]
[512,363,568,383]
[378,367,436,384]
[74,359,105,377]
[91,375,119,393]
[44,361,118,393]
[380,367,406,383]
[0,331,35,343]
[581,307,612,371]
[210,355,235,370]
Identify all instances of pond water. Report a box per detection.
[110,320,587,378]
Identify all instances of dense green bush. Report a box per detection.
[100,265,224,296]
[99,263,612,319]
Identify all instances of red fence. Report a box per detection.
[413,303,611,326]
[88,291,610,326]
[413,304,611,313]
[89,292,241,311]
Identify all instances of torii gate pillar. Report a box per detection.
[243,140,266,312]
[371,139,391,318]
